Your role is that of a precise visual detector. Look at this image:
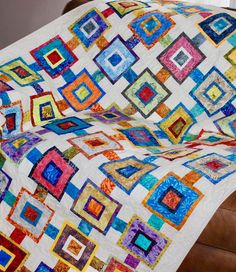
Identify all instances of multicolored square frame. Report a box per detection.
[157,103,196,144]
[29,146,78,200]
[99,156,157,194]
[129,10,175,48]
[71,179,122,234]
[0,232,29,272]
[0,101,24,139]
[157,32,206,83]
[190,67,235,117]
[58,68,105,111]
[122,68,171,118]
[184,153,236,184]
[197,13,236,47]
[69,8,111,50]
[143,172,203,230]
[118,125,162,147]
[30,92,63,126]
[43,116,92,135]
[118,215,171,269]
[1,132,43,163]
[108,1,150,18]
[30,35,78,78]
[68,131,123,159]
[89,105,132,124]
[0,57,43,86]
[51,221,98,271]
[7,188,54,243]
[94,35,139,83]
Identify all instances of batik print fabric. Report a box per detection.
[0,1,235,272]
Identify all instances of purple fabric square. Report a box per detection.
[89,106,132,123]
[120,217,169,267]
[1,132,43,163]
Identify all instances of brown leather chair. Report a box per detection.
[177,191,236,272]
[62,2,236,271]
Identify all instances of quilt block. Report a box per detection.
[0,1,235,272]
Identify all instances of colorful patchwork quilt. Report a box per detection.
[0,0,235,271]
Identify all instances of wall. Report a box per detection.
[0,0,68,49]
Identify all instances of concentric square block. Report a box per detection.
[0,57,43,86]
[104,257,133,272]
[0,101,23,139]
[0,169,12,203]
[157,103,196,144]
[129,10,175,48]
[0,80,13,92]
[190,67,235,116]
[118,215,171,269]
[184,153,236,184]
[7,188,54,242]
[89,105,132,123]
[197,13,236,46]
[30,92,63,126]
[158,33,206,83]
[0,232,29,272]
[68,131,123,159]
[51,222,98,271]
[99,156,157,194]
[29,146,78,200]
[191,131,234,146]
[118,125,162,147]
[58,68,105,111]
[69,8,110,50]
[71,179,122,234]
[108,1,149,17]
[122,68,171,118]
[43,116,92,135]
[30,35,78,78]
[143,172,203,229]
[155,147,200,161]
[172,5,210,17]
[1,132,43,163]
[94,35,138,83]
[214,113,236,137]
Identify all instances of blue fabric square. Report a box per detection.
[214,18,228,31]
[43,116,92,135]
[0,249,11,267]
[145,17,158,32]
[42,161,63,185]
[198,13,236,45]
[94,35,138,83]
[108,53,123,66]
[70,9,109,49]
[134,233,152,251]
[145,175,200,227]
[116,165,140,178]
